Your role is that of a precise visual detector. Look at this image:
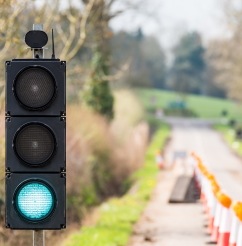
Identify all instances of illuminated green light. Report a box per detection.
[15,181,55,222]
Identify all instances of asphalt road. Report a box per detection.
[167,117,242,201]
[128,118,242,246]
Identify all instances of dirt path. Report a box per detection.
[128,118,242,246]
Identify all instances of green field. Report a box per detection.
[135,88,242,119]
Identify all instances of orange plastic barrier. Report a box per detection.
[191,153,234,246]
[217,192,232,246]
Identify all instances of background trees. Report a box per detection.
[111,29,167,88]
[168,32,206,96]
[204,0,242,102]
[0,0,237,106]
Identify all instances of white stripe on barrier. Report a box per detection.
[219,207,232,232]
[237,222,242,246]
[229,212,240,245]
[214,202,223,228]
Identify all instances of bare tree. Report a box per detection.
[207,0,242,101]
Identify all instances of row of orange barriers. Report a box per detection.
[192,153,242,246]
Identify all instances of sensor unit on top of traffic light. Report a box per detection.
[5,59,66,116]
[25,30,48,49]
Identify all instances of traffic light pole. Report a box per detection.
[32,24,44,59]
[32,23,44,246]
[33,230,45,246]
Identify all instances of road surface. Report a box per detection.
[128,118,242,246]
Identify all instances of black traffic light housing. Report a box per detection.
[5,28,66,230]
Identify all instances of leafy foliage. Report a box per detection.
[169,32,205,95]
[81,0,115,120]
[83,51,114,120]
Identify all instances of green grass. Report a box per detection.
[214,124,242,155]
[135,88,242,119]
[64,124,170,246]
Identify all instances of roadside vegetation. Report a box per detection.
[214,124,242,156]
[63,125,170,246]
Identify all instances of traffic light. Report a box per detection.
[5,30,66,230]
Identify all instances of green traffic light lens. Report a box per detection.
[14,181,55,222]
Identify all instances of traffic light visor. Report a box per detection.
[14,180,56,222]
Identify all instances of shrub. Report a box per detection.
[66,90,148,223]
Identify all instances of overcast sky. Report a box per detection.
[110,0,227,50]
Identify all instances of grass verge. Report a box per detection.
[64,123,170,246]
[214,124,242,155]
